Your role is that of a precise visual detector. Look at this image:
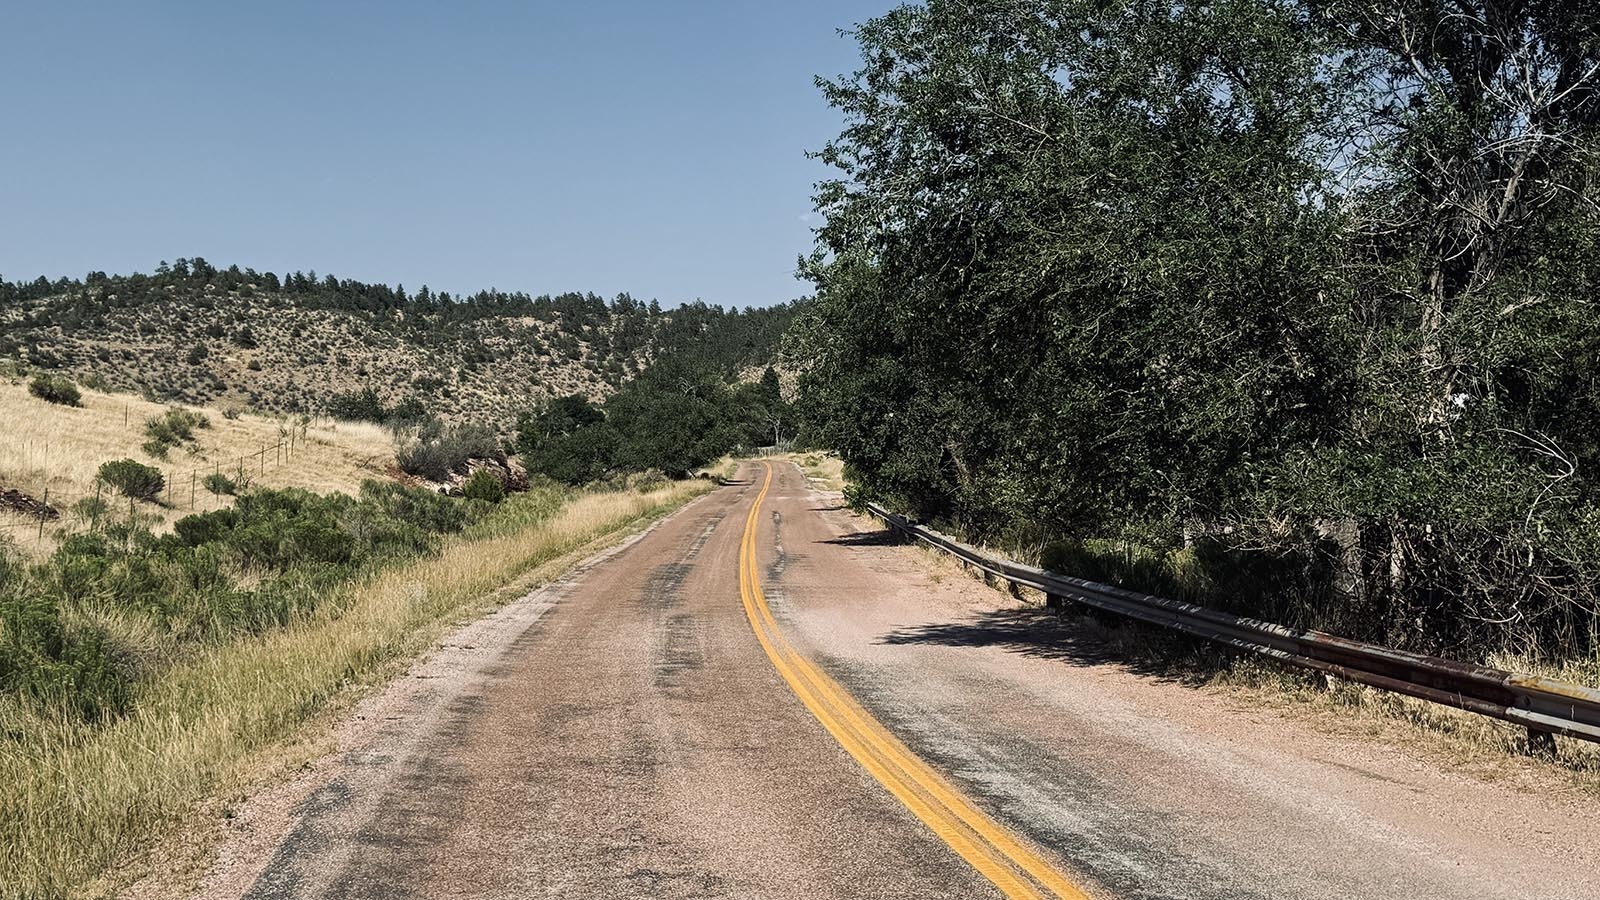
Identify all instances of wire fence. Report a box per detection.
[1,424,315,547]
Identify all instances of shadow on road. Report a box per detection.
[877,607,1225,687]
[818,528,911,548]
[818,525,1244,689]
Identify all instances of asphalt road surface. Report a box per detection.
[208,460,1600,900]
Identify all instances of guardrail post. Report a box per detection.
[1045,592,1067,611]
[1526,727,1557,758]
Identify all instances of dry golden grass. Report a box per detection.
[0,378,393,550]
[1205,654,1600,795]
[697,454,743,482]
[704,452,846,490]
[782,450,847,491]
[0,477,711,900]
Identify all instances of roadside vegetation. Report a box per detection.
[0,474,711,900]
[796,1,1600,674]
[790,452,846,492]
[0,315,763,898]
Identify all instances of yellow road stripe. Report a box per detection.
[737,462,1091,900]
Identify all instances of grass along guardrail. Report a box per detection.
[867,503,1600,755]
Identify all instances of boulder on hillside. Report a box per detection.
[462,455,529,493]
[400,456,529,497]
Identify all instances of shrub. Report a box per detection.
[0,479,494,730]
[28,373,81,406]
[185,345,209,365]
[396,420,502,482]
[461,469,506,504]
[387,396,429,425]
[355,480,474,536]
[327,387,388,423]
[98,459,164,501]
[202,473,237,496]
[143,408,210,457]
[71,496,109,523]
[0,577,128,721]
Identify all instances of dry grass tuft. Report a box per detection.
[0,477,711,900]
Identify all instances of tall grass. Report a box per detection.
[0,478,710,900]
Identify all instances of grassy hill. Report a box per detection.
[0,258,799,428]
[0,376,394,554]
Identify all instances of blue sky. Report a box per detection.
[0,1,893,307]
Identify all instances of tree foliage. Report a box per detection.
[797,0,1600,658]
[518,363,792,484]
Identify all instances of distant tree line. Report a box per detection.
[0,259,803,433]
[519,365,789,483]
[1,257,799,367]
[795,0,1600,662]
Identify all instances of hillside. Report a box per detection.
[0,377,394,554]
[0,258,799,427]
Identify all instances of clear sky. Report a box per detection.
[0,1,892,307]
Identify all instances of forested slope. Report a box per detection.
[0,258,798,426]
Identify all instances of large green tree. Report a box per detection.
[797,0,1600,657]
[801,0,1351,530]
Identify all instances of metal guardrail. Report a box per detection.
[866,503,1600,749]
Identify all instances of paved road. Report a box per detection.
[223,461,1600,899]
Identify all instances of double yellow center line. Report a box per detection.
[737,462,1089,900]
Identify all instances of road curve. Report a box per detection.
[214,460,1600,900]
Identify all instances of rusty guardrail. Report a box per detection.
[865,503,1600,749]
